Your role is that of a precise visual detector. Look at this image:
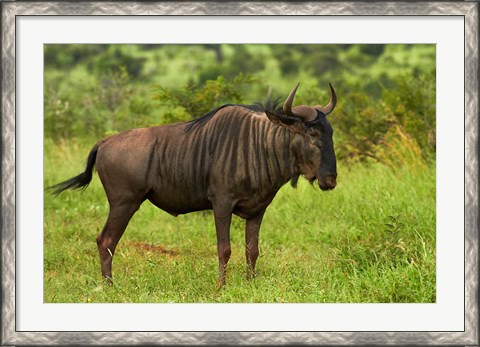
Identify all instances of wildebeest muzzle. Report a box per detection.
[318,173,337,191]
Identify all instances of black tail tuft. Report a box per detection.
[48,143,99,197]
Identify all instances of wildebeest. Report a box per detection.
[50,82,338,287]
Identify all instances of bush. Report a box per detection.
[332,71,435,165]
[45,65,161,140]
[382,74,436,158]
[152,73,258,121]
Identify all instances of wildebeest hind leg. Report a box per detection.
[96,200,142,284]
[213,205,233,288]
[245,210,265,280]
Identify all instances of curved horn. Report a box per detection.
[315,83,337,116]
[283,82,300,118]
[283,83,318,122]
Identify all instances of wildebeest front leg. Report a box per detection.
[245,210,265,280]
[213,206,232,288]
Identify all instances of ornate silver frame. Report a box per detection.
[2,2,478,345]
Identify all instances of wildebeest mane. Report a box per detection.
[249,97,282,113]
[184,97,283,133]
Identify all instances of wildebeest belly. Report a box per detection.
[146,186,212,216]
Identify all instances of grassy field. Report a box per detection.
[44,138,436,303]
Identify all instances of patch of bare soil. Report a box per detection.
[125,241,178,256]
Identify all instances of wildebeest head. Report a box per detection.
[265,83,337,191]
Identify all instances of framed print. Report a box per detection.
[2,1,478,345]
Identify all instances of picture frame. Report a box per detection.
[2,1,478,345]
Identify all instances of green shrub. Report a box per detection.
[152,73,258,121]
[382,73,436,159]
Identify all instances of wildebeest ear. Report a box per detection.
[265,110,298,126]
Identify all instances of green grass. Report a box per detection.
[44,138,436,303]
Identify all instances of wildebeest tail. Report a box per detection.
[48,143,100,196]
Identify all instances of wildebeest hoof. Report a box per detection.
[216,280,226,290]
[246,271,257,281]
[103,276,113,286]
